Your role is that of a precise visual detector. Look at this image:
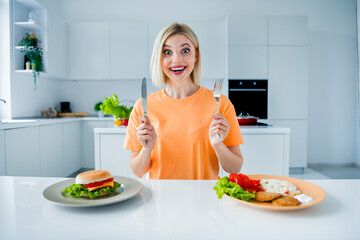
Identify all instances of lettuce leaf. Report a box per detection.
[62,181,121,199]
[213,176,255,202]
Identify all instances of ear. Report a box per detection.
[195,49,199,62]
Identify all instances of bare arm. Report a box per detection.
[130,116,157,178]
[209,113,243,173]
[213,144,243,174]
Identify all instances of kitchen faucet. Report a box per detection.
[0,99,6,104]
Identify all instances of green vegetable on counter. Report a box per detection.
[213,176,255,202]
[62,181,121,199]
[100,94,133,119]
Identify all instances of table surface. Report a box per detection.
[0,176,359,240]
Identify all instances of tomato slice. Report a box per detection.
[229,173,261,192]
[83,178,114,188]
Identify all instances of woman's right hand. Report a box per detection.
[137,116,157,149]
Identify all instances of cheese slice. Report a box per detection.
[86,181,114,192]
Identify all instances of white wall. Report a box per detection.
[9,0,64,118]
[0,0,12,119]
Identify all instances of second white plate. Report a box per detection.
[42,176,143,207]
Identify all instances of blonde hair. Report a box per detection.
[150,23,202,87]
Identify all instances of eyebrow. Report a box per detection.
[163,43,191,48]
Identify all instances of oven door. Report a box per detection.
[228,79,268,119]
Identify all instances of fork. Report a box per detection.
[213,79,223,140]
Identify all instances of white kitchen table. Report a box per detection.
[0,176,359,240]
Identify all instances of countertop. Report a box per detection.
[94,125,291,134]
[1,176,358,240]
[0,118,291,134]
[0,117,114,130]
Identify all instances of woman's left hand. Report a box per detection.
[209,113,230,146]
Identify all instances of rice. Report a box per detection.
[260,179,301,196]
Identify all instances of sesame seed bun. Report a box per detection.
[75,170,112,185]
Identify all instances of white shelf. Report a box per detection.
[15,70,33,73]
[14,21,45,31]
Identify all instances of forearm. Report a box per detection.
[130,148,152,178]
[213,144,243,174]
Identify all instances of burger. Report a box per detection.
[62,170,121,199]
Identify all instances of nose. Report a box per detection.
[171,52,181,63]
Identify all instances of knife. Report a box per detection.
[141,77,148,143]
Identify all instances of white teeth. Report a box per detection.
[170,67,185,71]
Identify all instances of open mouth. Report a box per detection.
[170,66,187,75]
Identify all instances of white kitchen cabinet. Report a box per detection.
[269,16,308,46]
[228,15,268,46]
[239,133,290,176]
[0,130,5,175]
[5,126,40,176]
[228,46,268,79]
[94,131,134,178]
[63,122,82,176]
[188,20,226,79]
[265,120,307,168]
[110,21,148,79]
[83,120,113,168]
[68,22,110,79]
[219,131,290,177]
[39,124,63,177]
[268,46,308,119]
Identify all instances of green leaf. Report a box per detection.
[213,176,255,202]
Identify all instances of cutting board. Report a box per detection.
[57,112,89,117]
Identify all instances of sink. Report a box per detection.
[0,119,39,124]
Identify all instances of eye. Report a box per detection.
[182,48,190,54]
[163,49,172,55]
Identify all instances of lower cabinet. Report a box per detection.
[236,133,289,176]
[5,126,41,176]
[0,130,5,175]
[40,125,63,177]
[83,120,113,169]
[94,131,135,178]
[4,122,83,177]
[63,122,82,176]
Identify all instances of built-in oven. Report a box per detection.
[228,79,268,119]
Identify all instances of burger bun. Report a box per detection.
[76,170,112,185]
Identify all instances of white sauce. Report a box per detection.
[294,194,313,204]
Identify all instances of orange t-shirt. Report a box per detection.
[123,86,244,179]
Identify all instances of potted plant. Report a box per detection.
[18,32,43,89]
[100,94,133,127]
[94,101,104,117]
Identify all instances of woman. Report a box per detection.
[124,23,244,179]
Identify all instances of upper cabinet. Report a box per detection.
[227,16,268,79]
[68,22,110,80]
[69,20,226,80]
[268,16,308,46]
[68,21,148,80]
[228,15,268,46]
[13,0,48,73]
[110,22,148,79]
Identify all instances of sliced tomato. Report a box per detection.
[229,173,261,192]
[83,178,114,188]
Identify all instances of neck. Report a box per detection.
[165,81,200,99]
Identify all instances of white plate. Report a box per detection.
[42,176,143,207]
